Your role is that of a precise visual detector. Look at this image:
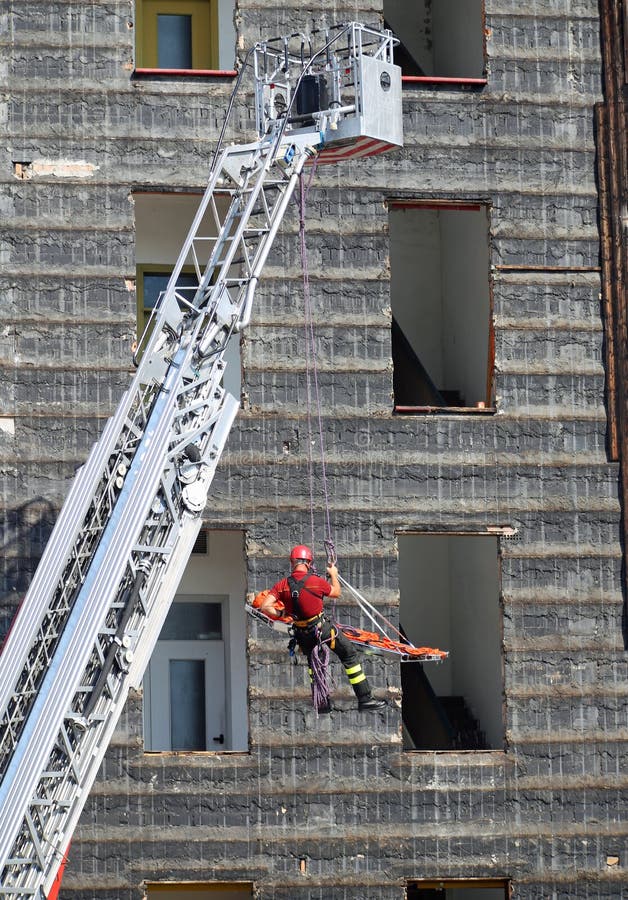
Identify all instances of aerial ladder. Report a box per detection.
[0,23,402,898]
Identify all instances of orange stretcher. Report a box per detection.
[245,604,448,662]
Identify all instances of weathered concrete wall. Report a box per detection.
[1,0,626,898]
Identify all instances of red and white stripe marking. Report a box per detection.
[310,136,398,164]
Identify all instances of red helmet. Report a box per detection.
[290,544,313,565]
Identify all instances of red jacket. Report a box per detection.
[270,571,332,619]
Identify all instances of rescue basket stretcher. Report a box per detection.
[245,603,449,662]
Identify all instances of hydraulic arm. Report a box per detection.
[0,23,401,897]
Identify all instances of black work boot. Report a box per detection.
[358,696,386,711]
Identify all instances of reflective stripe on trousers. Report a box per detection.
[345,663,366,685]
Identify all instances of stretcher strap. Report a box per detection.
[338,574,408,646]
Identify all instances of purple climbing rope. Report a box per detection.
[310,639,331,712]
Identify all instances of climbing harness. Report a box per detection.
[286,573,314,620]
[286,572,332,711]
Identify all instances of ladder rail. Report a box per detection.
[0,140,315,898]
[0,357,231,887]
[0,343,193,866]
[3,393,239,898]
[0,390,145,772]
[0,371,179,780]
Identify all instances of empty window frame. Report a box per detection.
[137,264,198,334]
[384,0,485,79]
[145,883,254,899]
[136,0,236,71]
[399,534,504,751]
[134,191,241,400]
[143,530,249,751]
[407,880,510,899]
[389,201,493,413]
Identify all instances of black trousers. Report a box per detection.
[293,617,373,702]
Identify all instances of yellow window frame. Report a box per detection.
[136,0,218,70]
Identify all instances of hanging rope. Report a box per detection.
[309,640,331,712]
[296,166,421,659]
[298,163,334,557]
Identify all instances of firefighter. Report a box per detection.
[255,545,385,713]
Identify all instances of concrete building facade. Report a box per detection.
[1,0,626,898]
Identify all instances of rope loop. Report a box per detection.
[310,641,330,712]
[324,539,337,567]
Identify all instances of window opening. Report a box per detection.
[399,534,504,751]
[160,601,222,640]
[407,880,510,899]
[143,531,248,751]
[384,0,485,79]
[136,0,236,71]
[146,883,255,899]
[389,201,493,414]
[138,267,199,334]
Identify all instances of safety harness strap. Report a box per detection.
[287,573,321,621]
